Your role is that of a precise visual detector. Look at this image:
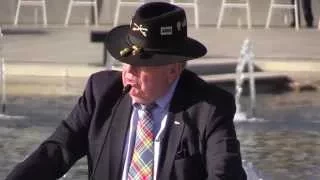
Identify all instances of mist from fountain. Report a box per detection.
[0,27,26,120]
[234,39,266,180]
[0,27,6,113]
[234,38,264,123]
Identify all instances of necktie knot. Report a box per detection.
[134,103,157,113]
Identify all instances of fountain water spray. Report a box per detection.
[235,39,265,180]
[242,160,264,180]
[0,27,27,120]
[234,38,257,122]
[1,57,6,113]
[0,27,6,113]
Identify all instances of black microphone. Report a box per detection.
[122,84,132,94]
[90,84,131,180]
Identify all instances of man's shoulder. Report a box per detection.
[181,70,233,99]
[178,70,235,111]
[87,70,123,97]
[90,70,122,83]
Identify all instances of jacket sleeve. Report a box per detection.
[5,75,96,180]
[205,93,247,180]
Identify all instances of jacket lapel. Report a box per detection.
[157,111,185,180]
[95,93,132,180]
[157,70,193,180]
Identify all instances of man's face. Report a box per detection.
[122,63,182,104]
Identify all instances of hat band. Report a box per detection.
[126,35,186,54]
[127,32,186,50]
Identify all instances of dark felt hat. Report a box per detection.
[105,2,207,66]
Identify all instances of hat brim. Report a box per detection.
[105,25,207,66]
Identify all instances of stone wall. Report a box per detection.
[0,0,319,27]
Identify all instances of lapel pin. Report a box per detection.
[174,121,181,125]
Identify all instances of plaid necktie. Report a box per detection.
[128,103,156,180]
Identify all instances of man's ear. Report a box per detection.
[169,66,176,74]
[173,63,184,74]
[167,63,182,82]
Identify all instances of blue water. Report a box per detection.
[236,92,320,180]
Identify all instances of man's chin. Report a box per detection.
[129,93,150,104]
[129,92,143,102]
[131,97,148,104]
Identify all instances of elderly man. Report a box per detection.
[6,2,246,180]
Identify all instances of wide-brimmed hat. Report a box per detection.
[105,2,207,66]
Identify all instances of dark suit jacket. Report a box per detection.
[6,70,247,180]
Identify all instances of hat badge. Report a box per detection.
[132,23,148,37]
